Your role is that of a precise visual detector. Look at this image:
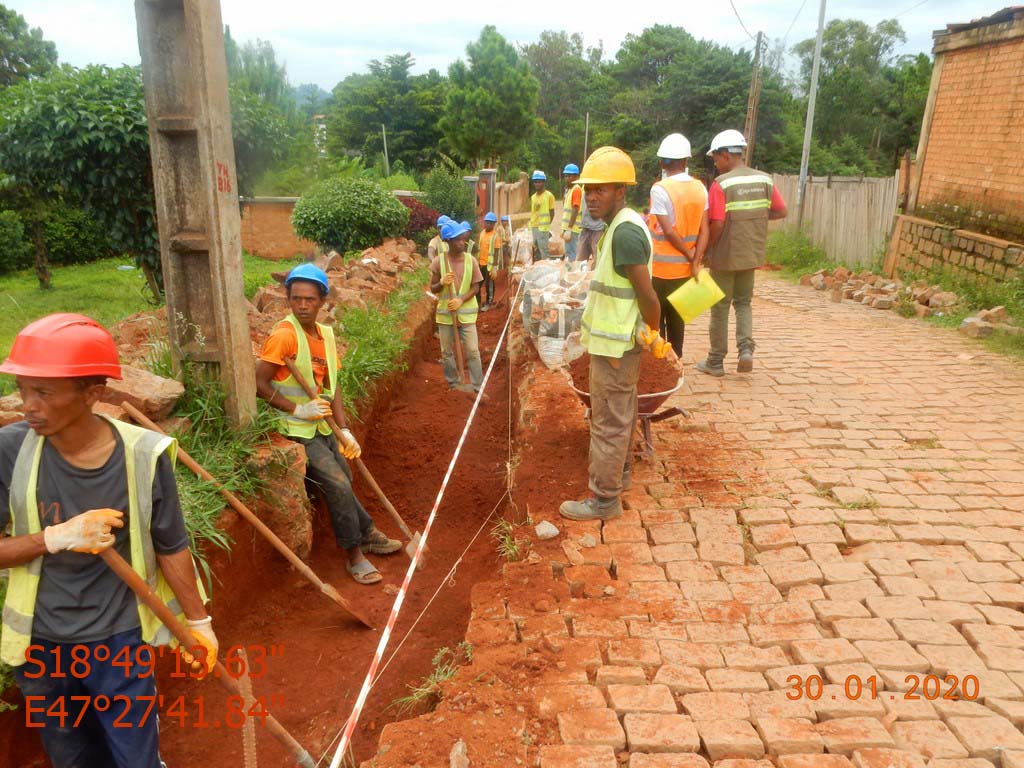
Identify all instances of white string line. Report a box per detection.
[327,277,527,768]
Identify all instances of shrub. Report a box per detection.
[422,165,475,222]
[0,210,32,273]
[378,173,420,192]
[42,204,111,265]
[291,177,410,253]
[400,197,441,250]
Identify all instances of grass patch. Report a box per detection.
[840,498,879,510]
[390,643,473,715]
[242,252,303,300]
[766,229,839,278]
[334,266,429,413]
[491,518,528,561]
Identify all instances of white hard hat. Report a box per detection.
[707,129,748,156]
[657,133,692,160]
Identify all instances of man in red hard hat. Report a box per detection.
[0,313,215,768]
[255,263,401,586]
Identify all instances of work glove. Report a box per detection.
[441,272,456,286]
[638,325,671,360]
[43,508,124,554]
[293,398,331,421]
[338,428,362,460]
[447,297,463,312]
[562,231,571,242]
[180,616,219,675]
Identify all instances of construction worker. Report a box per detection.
[577,189,606,265]
[529,170,556,260]
[697,129,787,377]
[559,147,665,523]
[0,313,215,768]
[427,214,453,262]
[561,163,583,261]
[429,220,484,392]
[477,211,503,311]
[648,132,709,358]
[256,264,400,585]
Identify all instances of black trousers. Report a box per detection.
[478,265,494,305]
[652,275,690,358]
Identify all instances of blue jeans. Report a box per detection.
[438,322,483,390]
[564,232,580,261]
[15,628,163,768]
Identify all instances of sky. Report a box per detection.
[9,0,1003,91]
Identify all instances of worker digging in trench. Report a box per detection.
[255,264,402,585]
[0,313,216,768]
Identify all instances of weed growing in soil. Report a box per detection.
[491,518,527,561]
[390,644,472,715]
[839,497,879,510]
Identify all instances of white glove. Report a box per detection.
[44,509,124,554]
[562,231,571,242]
[293,398,331,421]
[338,428,362,460]
[181,616,219,674]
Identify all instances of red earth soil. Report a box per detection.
[567,350,681,397]
[1,270,578,768]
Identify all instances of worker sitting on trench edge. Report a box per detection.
[255,264,401,585]
[0,313,215,768]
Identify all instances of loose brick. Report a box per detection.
[558,708,627,749]
[755,717,823,755]
[623,713,700,752]
[539,744,617,768]
[698,719,766,761]
[891,720,968,759]
[607,684,678,715]
[945,715,1024,759]
[817,717,895,753]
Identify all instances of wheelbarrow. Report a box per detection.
[564,366,689,460]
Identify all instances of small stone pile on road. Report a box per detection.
[959,305,1023,338]
[800,268,962,317]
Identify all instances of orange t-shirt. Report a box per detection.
[259,322,333,392]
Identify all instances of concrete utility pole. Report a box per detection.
[584,111,590,163]
[134,0,256,426]
[381,123,390,177]
[743,31,764,166]
[797,0,828,227]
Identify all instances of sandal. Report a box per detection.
[361,528,402,555]
[347,559,382,585]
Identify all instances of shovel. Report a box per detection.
[282,358,426,566]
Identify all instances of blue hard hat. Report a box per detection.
[483,212,497,223]
[285,263,329,295]
[440,220,472,241]
[501,215,510,221]
[563,163,580,175]
[436,214,453,227]
[531,170,546,181]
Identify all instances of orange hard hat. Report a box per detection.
[576,146,637,186]
[0,313,122,379]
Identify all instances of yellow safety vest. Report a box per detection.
[436,254,479,326]
[562,185,583,234]
[1,418,206,666]
[530,191,555,231]
[581,207,653,358]
[270,314,338,439]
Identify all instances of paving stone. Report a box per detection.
[748,623,823,649]
[915,645,985,676]
[820,562,875,583]
[764,561,824,590]
[920,601,985,627]
[788,584,827,601]
[850,748,927,768]
[705,668,769,693]
[961,623,1024,648]
[867,559,914,577]
[648,523,697,545]
[653,543,700,564]
[595,665,647,686]
[623,713,701,752]
[960,561,1017,583]
[1003,752,1024,768]
[755,717,823,755]
[603,522,648,544]
[539,744,618,768]
[879,690,939,721]
[824,580,886,602]
[811,685,886,720]
[574,616,630,638]
[962,668,1023,701]
[752,601,816,624]
[765,664,821,691]
[653,665,709,694]
[891,720,969,759]
[630,621,689,641]
[607,684,678,715]
[618,563,669,582]
[822,663,881,687]
[833,618,898,641]
[710,760,773,768]
[791,638,864,665]
[750,524,797,550]
[681,692,750,721]
[816,717,895,753]
[659,641,725,669]
[976,644,1024,673]
[928,580,992,604]
[986,697,1024,725]
[814,600,872,621]
[853,641,931,672]
[607,638,663,668]
[699,603,750,627]
[945,715,1024,759]
[929,698,1000,720]
[892,620,966,646]
[537,684,607,714]
[698,719,766,761]
[806,543,845,564]
[629,756,710,768]
[924,760,1000,768]
[722,645,789,672]
[981,581,1024,607]
[688,623,750,645]
[777,756,853,768]
[866,595,931,620]
[681,582,735,602]
[744,689,817,721]
[558,708,627,749]
[730,583,784,604]
[976,604,1024,628]
[879,576,936,599]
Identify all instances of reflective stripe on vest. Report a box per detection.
[270,314,338,439]
[561,185,583,234]
[581,207,652,358]
[1,419,205,666]
[648,178,705,279]
[709,167,774,271]
[436,253,479,326]
[531,191,553,231]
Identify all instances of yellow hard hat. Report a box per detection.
[576,146,636,186]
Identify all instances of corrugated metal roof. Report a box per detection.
[945,6,1024,33]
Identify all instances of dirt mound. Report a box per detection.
[567,351,680,395]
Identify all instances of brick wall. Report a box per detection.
[886,214,1022,284]
[239,198,317,261]
[916,23,1024,239]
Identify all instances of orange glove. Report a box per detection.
[180,616,219,675]
[638,325,670,359]
[43,508,125,554]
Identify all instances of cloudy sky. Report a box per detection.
[11,0,1000,90]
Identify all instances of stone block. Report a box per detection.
[681,692,749,721]
[629,755,710,768]
[539,744,617,768]
[558,708,627,749]
[623,713,701,752]
[850,748,926,768]
[792,638,864,666]
[607,684,678,715]
[654,665,709,694]
[537,684,607,715]
[817,717,895,753]
[945,715,1024,759]
[755,717,823,755]
[698,719,765,761]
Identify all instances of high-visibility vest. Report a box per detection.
[530,191,555,231]
[1,418,206,666]
[648,177,706,279]
[562,185,583,234]
[436,254,479,326]
[269,314,338,439]
[709,166,774,271]
[478,230,502,268]
[581,207,652,358]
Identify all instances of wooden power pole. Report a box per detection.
[743,31,764,166]
[134,0,256,426]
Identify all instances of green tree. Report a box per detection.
[229,83,292,198]
[441,26,539,165]
[224,26,292,114]
[0,4,57,88]
[291,177,409,253]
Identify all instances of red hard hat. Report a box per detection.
[0,313,122,379]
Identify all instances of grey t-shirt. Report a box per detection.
[581,204,606,231]
[0,420,189,643]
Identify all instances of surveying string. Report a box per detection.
[328,277,527,768]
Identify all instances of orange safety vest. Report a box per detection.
[648,177,706,279]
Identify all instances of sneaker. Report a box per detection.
[696,359,725,378]
[559,496,623,521]
[360,527,402,555]
[737,350,753,373]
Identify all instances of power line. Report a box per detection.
[782,0,811,48]
[728,0,758,41]
[894,0,930,19]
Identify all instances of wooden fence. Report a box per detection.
[769,173,900,268]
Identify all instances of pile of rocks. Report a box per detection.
[799,267,961,317]
[959,305,1022,338]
